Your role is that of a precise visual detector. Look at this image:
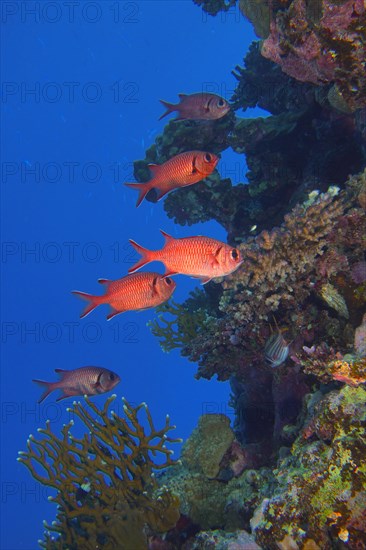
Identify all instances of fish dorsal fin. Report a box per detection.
[98,278,111,285]
[160,229,174,243]
[178,93,188,99]
[55,369,67,380]
[148,163,160,176]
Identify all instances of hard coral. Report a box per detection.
[151,175,366,382]
[251,385,366,549]
[18,396,180,549]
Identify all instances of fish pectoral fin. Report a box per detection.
[107,308,124,321]
[152,276,159,295]
[212,246,222,265]
[191,155,198,174]
[92,371,103,389]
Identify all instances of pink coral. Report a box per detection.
[261,0,366,110]
[351,261,366,284]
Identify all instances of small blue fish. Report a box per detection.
[264,326,289,368]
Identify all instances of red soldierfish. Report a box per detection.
[72,272,176,320]
[129,230,243,284]
[159,92,230,121]
[33,366,120,403]
[125,150,219,207]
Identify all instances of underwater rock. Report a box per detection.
[181,414,235,479]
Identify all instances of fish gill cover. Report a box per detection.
[8,0,366,548]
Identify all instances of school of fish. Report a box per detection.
[35,91,289,404]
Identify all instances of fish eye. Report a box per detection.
[165,277,172,285]
[231,249,239,260]
[204,153,212,162]
[109,373,115,381]
[218,98,225,107]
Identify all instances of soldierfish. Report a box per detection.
[128,230,243,284]
[125,150,218,208]
[33,366,120,403]
[72,272,176,320]
[159,92,230,121]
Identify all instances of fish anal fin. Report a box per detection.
[56,389,80,402]
[107,308,124,321]
[155,188,171,202]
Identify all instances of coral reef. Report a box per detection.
[132,41,365,243]
[156,386,365,549]
[261,0,366,111]
[251,385,366,549]
[18,396,181,549]
[158,413,275,533]
[192,0,237,17]
[151,174,366,382]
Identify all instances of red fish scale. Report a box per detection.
[59,366,104,392]
[103,272,172,310]
[152,151,206,186]
[160,237,230,275]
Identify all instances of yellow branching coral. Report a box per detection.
[148,293,216,354]
[18,395,181,550]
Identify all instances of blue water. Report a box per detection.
[1,2,257,548]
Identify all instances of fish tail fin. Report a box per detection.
[125,182,151,208]
[128,239,155,273]
[32,379,57,404]
[158,99,176,120]
[71,291,102,319]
